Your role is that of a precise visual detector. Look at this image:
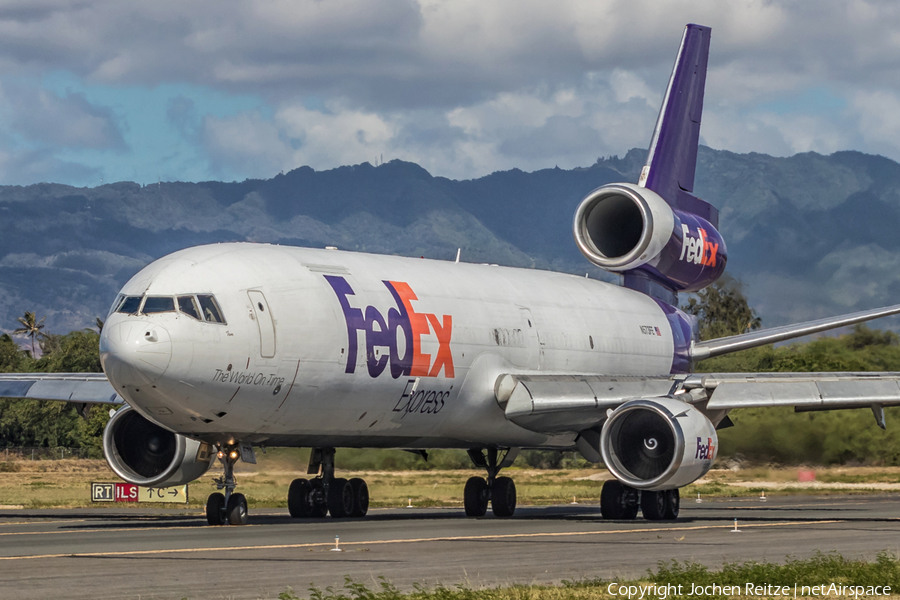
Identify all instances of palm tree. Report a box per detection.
[13,311,46,357]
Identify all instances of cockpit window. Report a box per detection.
[108,294,126,317]
[177,296,201,320]
[143,296,175,314]
[197,295,226,324]
[117,296,143,315]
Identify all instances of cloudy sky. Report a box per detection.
[0,0,898,186]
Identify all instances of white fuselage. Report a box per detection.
[99,243,676,450]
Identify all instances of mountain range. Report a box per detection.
[2,145,900,336]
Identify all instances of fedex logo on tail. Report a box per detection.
[325,276,454,379]
[695,437,715,461]
[679,224,718,267]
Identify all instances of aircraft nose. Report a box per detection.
[100,320,173,386]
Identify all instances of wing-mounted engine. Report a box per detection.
[573,183,726,292]
[600,397,717,490]
[103,406,215,487]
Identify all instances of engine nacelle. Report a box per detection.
[600,397,717,491]
[573,183,726,291]
[103,406,215,487]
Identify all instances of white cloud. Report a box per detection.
[4,88,125,149]
[3,1,900,182]
[202,103,396,179]
[202,112,294,179]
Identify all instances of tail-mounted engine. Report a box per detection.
[573,183,726,292]
[103,406,215,487]
[600,397,717,490]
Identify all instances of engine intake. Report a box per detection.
[573,183,726,291]
[103,406,214,487]
[600,397,717,490]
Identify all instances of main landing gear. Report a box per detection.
[287,447,369,519]
[206,444,249,526]
[463,448,520,518]
[599,479,680,521]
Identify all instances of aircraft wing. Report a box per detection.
[0,373,123,405]
[691,303,900,360]
[497,371,900,433]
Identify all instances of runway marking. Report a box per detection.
[0,520,89,527]
[0,524,263,537]
[0,520,846,561]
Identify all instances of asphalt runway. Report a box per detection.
[1,494,899,600]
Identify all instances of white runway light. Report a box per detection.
[331,535,342,552]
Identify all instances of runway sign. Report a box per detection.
[91,482,188,503]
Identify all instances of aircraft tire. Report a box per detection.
[600,480,626,519]
[491,476,516,517]
[663,489,680,519]
[641,490,667,521]
[226,493,249,526]
[288,478,312,518]
[349,478,369,517]
[206,492,226,526]
[464,476,489,517]
[328,478,354,518]
[309,479,328,518]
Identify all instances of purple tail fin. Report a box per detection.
[638,24,717,227]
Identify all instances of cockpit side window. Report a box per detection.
[177,296,201,320]
[108,294,126,317]
[143,296,175,314]
[117,296,143,315]
[197,295,226,324]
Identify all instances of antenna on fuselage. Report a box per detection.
[455,248,461,263]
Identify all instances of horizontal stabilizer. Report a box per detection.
[691,303,900,361]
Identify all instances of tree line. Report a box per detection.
[0,318,108,456]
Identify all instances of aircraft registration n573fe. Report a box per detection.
[4,23,900,526]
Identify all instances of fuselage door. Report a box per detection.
[247,290,276,358]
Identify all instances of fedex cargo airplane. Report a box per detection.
[4,24,900,526]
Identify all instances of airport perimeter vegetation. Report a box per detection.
[254,552,900,600]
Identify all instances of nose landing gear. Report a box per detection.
[206,444,249,526]
[287,447,370,519]
[463,448,520,518]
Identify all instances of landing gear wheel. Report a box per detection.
[328,478,354,518]
[464,476,489,517]
[288,478,312,518]
[309,479,328,518]
[491,476,517,517]
[663,489,680,520]
[600,480,638,520]
[641,490,667,521]
[206,492,226,526]
[349,478,369,517]
[226,492,249,526]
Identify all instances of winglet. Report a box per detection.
[639,24,710,205]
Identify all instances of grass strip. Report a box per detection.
[272,552,900,600]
